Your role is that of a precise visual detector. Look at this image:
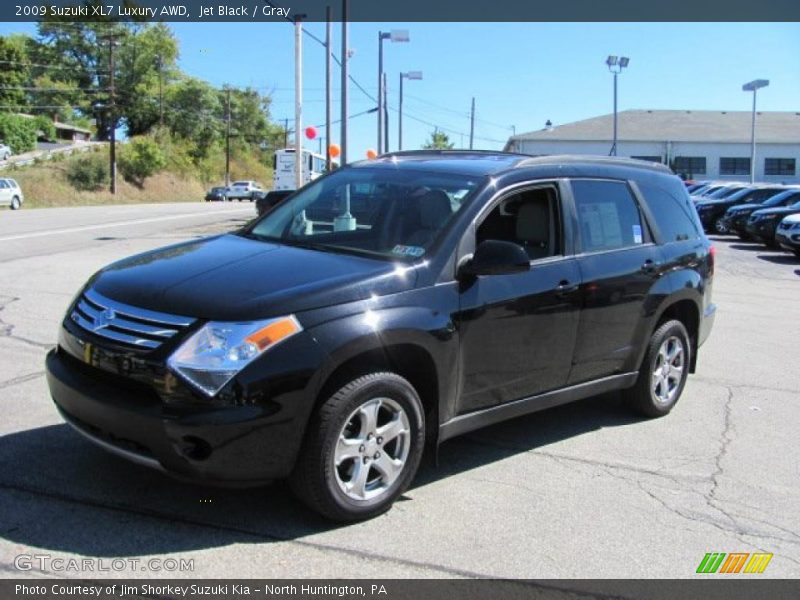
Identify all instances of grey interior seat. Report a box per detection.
[404,190,453,247]
[515,200,552,260]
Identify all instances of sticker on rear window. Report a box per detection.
[632,224,643,244]
[391,244,425,257]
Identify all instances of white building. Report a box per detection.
[504,110,800,183]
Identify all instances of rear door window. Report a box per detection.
[571,179,644,252]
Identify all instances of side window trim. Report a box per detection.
[469,179,571,263]
[627,180,663,245]
[567,177,652,255]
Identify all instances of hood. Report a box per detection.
[751,206,800,218]
[728,203,761,213]
[90,234,419,321]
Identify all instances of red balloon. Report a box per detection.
[305,126,317,140]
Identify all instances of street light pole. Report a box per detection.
[340,0,349,165]
[398,71,422,151]
[606,55,629,157]
[325,5,332,171]
[294,14,303,190]
[377,30,409,154]
[743,79,769,184]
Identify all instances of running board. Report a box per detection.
[439,372,638,442]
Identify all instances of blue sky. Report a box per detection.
[2,21,799,158]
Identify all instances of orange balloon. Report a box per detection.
[328,143,341,158]
[366,149,378,159]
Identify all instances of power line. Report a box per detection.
[0,59,108,72]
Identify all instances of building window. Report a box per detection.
[673,156,706,175]
[630,156,662,163]
[764,158,795,176]
[719,157,751,175]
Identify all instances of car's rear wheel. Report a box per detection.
[624,319,690,418]
[290,372,425,521]
[10,196,20,210]
[714,218,729,234]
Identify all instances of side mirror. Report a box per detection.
[460,240,530,277]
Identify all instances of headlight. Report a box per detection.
[168,316,302,397]
[762,214,780,220]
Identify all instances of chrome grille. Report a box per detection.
[70,288,195,350]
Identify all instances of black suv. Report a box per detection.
[45,152,716,521]
[695,185,787,234]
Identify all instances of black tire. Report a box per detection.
[623,319,691,418]
[794,250,800,258]
[714,218,729,235]
[289,372,425,522]
[10,196,20,210]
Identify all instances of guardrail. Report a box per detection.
[0,142,103,170]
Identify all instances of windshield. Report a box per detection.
[245,167,480,261]
[761,190,800,207]
[706,186,744,199]
[698,185,724,196]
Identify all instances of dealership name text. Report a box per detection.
[16,584,386,597]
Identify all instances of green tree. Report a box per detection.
[118,136,166,186]
[164,77,222,159]
[422,129,454,150]
[0,113,38,153]
[117,23,179,136]
[0,35,30,111]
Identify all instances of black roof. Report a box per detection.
[359,150,673,177]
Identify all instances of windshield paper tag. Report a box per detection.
[632,224,643,244]
[392,244,425,257]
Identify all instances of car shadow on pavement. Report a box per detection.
[0,392,638,558]
[756,253,799,265]
[728,243,767,251]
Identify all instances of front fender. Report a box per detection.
[306,298,460,425]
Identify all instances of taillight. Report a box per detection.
[708,245,716,277]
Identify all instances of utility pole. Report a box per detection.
[382,72,389,153]
[325,5,333,170]
[101,34,120,195]
[340,0,349,165]
[294,14,304,190]
[469,97,475,150]
[225,87,231,187]
[399,73,404,151]
[283,117,289,148]
[156,54,164,127]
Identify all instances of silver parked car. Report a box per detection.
[0,143,12,161]
[0,178,24,210]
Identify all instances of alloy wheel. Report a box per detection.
[334,397,411,501]
[651,335,685,405]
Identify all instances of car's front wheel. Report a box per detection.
[624,319,690,418]
[290,372,425,521]
[714,218,729,234]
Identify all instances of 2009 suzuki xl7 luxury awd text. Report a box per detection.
[46,151,716,521]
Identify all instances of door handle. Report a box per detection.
[555,280,579,295]
[641,259,661,274]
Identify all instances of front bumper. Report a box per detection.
[46,347,316,486]
[745,220,779,242]
[776,231,800,252]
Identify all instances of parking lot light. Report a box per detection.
[606,55,630,156]
[742,79,769,184]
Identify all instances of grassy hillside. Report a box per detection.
[5,143,273,209]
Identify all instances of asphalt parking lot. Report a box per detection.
[0,203,798,580]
